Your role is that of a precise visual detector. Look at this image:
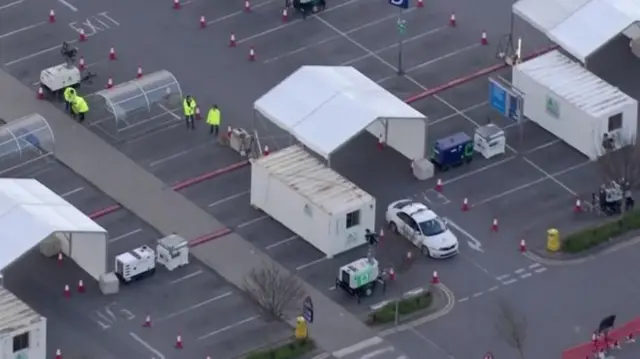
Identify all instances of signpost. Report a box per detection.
[388,0,409,74]
[488,76,524,141]
[302,296,314,323]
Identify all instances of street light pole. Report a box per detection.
[396,10,406,75]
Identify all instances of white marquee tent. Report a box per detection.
[0,178,107,280]
[254,66,427,162]
[513,0,640,63]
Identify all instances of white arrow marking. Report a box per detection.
[446,218,483,252]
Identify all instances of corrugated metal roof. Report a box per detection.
[0,287,42,335]
[515,50,635,117]
[254,145,373,214]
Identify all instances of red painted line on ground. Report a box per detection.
[562,317,640,359]
[188,228,233,247]
[89,204,122,219]
[404,45,559,104]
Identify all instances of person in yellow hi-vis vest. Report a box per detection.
[71,96,89,123]
[183,95,197,130]
[206,104,221,136]
[63,87,77,113]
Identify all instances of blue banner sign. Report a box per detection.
[488,77,523,122]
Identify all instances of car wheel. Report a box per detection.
[389,221,398,234]
[364,286,373,297]
[421,245,430,257]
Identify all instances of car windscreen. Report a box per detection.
[418,218,447,236]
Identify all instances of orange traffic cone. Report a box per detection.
[461,198,469,211]
[519,239,526,252]
[109,47,117,60]
[63,284,71,298]
[263,145,270,156]
[574,198,582,213]
[248,47,256,61]
[449,12,456,26]
[481,30,488,45]
[200,15,206,28]
[136,65,143,79]
[106,77,114,89]
[377,135,384,150]
[244,0,251,12]
[227,125,233,138]
[57,252,63,265]
[37,87,45,100]
[416,0,424,7]
[175,334,183,349]
[229,32,237,47]
[195,107,201,120]
[491,218,499,232]
[173,0,181,9]
[78,56,85,71]
[142,315,152,327]
[282,8,288,22]
[431,271,440,284]
[79,28,87,41]
[435,178,443,192]
[55,349,62,359]
[49,9,56,23]
[77,279,85,293]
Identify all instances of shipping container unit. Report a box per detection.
[0,287,46,359]
[250,145,376,258]
[512,50,638,160]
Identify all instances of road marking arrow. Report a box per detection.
[446,218,484,252]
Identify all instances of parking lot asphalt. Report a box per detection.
[0,0,620,357]
[1,161,288,359]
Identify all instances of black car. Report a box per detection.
[286,0,326,18]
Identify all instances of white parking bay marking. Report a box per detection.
[446,219,483,252]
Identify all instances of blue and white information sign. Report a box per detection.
[389,0,409,9]
[489,77,523,122]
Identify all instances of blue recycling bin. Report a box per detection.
[430,132,474,171]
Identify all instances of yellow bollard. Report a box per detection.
[295,316,308,339]
[547,228,560,252]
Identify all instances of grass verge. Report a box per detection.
[562,209,640,253]
[246,338,315,359]
[367,292,432,325]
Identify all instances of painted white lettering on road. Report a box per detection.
[69,12,120,37]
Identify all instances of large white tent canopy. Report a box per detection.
[0,178,107,280]
[254,66,427,161]
[513,0,640,63]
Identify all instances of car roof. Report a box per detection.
[397,202,437,220]
[412,209,438,222]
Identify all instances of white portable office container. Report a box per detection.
[250,145,376,258]
[512,50,638,160]
[0,287,46,359]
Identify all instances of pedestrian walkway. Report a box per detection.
[0,69,410,357]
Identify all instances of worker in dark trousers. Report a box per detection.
[63,87,77,113]
[206,104,221,136]
[182,95,197,130]
[625,189,635,212]
[71,96,89,123]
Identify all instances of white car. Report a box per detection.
[385,199,459,258]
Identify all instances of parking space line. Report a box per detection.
[488,286,499,292]
[519,273,532,279]
[108,228,143,243]
[0,0,23,11]
[129,332,166,359]
[341,26,447,66]
[208,191,250,207]
[198,315,259,340]
[206,0,278,25]
[265,235,298,250]
[534,267,547,274]
[237,215,269,229]
[158,292,233,322]
[296,257,327,271]
[523,139,561,154]
[148,141,213,167]
[58,0,78,12]
[502,278,517,285]
[0,22,47,40]
[61,186,84,197]
[428,101,487,127]
[169,270,203,285]
[263,11,407,64]
[442,156,516,186]
[5,40,78,66]
[523,157,577,196]
[472,292,483,298]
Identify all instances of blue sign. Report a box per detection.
[488,77,523,122]
[302,296,314,323]
[389,0,409,9]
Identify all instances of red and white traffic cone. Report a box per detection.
[55,349,63,359]
[244,0,251,12]
[406,251,413,260]
[78,56,85,71]
[263,145,270,156]
[491,218,499,232]
[57,252,63,265]
[282,8,288,22]
[173,0,181,9]
[77,279,85,293]
[175,334,183,349]
[431,271,440,284]
[388,268,396,281]
[136,65,143,79]
[195,107,201,120]
[200,15,206,28]
[229,32,237,47]
[574,198,582,213]
[142,315,152,327]
[106,77,114,89]
[626,332,636,343]
[481,30,488,45]
[377,135,384,151]
[461,198,469,211]
[109,47,117,61]
[37,87,45,100]
[611,340,621,349]
[435,178,443,192]
[49,9,56,23]
[592,332,598,345]
[79,29,87,42]
[63,284,71,298]
[248,47,256,61]
[519,239,526,253]
[449,12,456,27]
[227,125,233,138]
[416,0,424,7]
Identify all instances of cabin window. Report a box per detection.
[608,113,622,132]
[346,210,360,228]
[13,332,29,352]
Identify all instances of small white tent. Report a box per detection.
[0,178,107,280]
[254,66,427,162]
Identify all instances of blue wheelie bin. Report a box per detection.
[430,132,474,171]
